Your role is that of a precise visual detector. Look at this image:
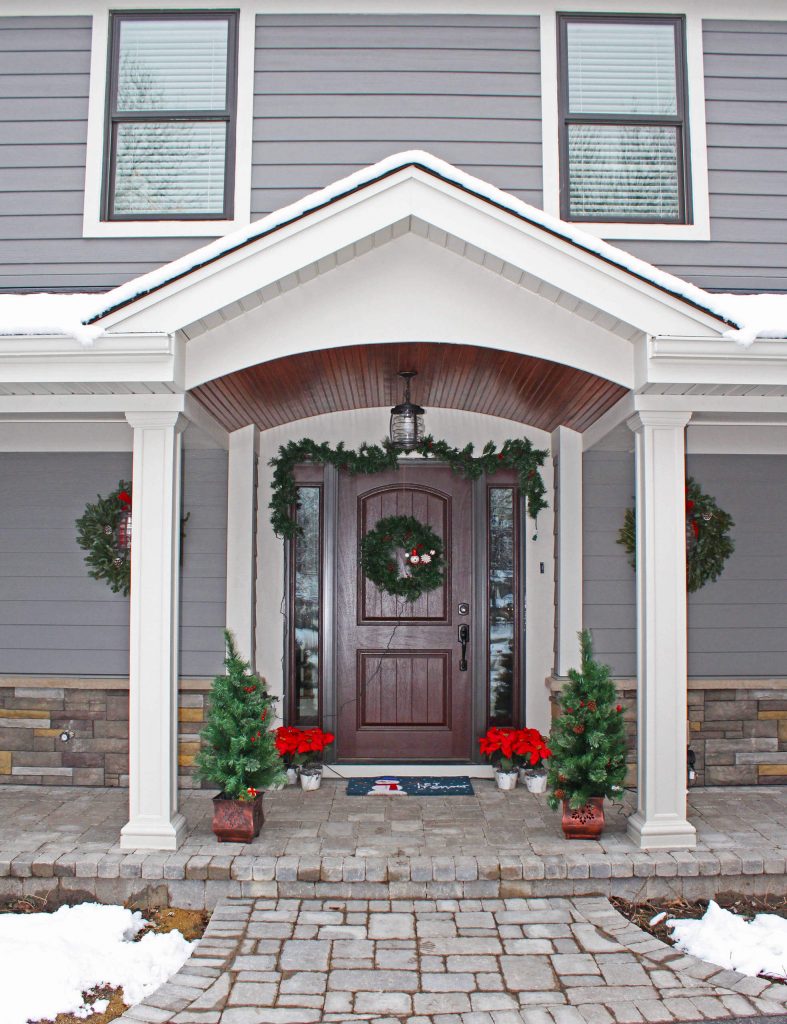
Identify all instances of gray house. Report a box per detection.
[0,1,786,852]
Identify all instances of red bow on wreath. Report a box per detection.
[118,490,132,507]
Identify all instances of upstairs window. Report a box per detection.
[558,15,690,224]
[104,12,238,221]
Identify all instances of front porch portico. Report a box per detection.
[2,153,787,853]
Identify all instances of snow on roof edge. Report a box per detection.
[79,150,746,332]
[1,152,787,347]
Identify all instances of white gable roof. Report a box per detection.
[0,151,786,346]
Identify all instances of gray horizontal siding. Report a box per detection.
[620,20,787,292]
[0,452,132,675]
[251,13,542,218]
[180,448,228,678]
[582,451,787,679]
[0,16,210,291]
[0,448,228,678]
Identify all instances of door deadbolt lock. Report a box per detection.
[458,602,470,616]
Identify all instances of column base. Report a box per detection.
[120,811,187,851]
[627,810,697,850]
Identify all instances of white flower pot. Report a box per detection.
[495,769,518,791]
[286,767,299,786]
[300,766,323,791]
[524,770,548,794]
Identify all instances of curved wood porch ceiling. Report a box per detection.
[190,343,628,434]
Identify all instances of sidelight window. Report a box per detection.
[487,487,520,726]
[288,486,322,725]
[558,15,690,223]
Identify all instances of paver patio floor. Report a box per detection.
[117,894,787,1024]
[2,782,787,905]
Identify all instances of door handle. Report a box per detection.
[457,624,469,672]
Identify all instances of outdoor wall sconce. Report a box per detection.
[389,370,425,451]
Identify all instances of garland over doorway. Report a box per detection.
[269,435,549,539]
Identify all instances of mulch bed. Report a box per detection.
[0,897,208,1024]
[611,892,787,985]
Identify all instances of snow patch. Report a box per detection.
[0,293,104,347]
[668,899,787,980]
[1,902,196,1024]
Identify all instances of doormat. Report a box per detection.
[346,776,474,796]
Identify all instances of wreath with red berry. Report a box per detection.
[617,476,734,593]
[75,480,133,596]
[361,514,444,602]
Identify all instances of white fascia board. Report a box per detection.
[96,174,417,334]
[0,332,179,386]
[644,337,787,388]
[409,176,727,339]
[100,168,729,342]
[635,394,787,416]
[0,390,228,448]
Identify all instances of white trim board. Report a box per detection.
[4,1,787,17]
[82,7,254,239]
[539,6,710,242]
[321,765,496,779]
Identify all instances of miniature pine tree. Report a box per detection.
[546,629,627,811]
[195,630,285,799]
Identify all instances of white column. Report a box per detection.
[552,426,583,676]
[627,410,696,850]
[225,424,259,666]
[121,411,187,851]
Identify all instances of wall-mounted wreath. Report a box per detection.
[75,480,133,596]
[617,476,735,593]
[361,514,445,602]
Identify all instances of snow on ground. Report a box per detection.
[668,900,787,980]
[0,902,196,1024]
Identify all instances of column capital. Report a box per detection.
[125,410,188,433]
[627,410,691,433]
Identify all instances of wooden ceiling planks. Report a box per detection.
[190,342,627,434]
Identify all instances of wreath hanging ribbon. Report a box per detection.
[75,480,133,596]
[617,476,734,593]
[361,514,445,602]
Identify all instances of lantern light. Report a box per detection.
[389,370,425,452]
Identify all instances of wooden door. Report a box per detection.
[335,464,473,761]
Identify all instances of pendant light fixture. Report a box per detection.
[389,370,425,451]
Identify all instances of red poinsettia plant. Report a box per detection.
[275,725,335,769]
[478,726,552,774]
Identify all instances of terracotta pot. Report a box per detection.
[561,796,605,839]
[211,792,264,843]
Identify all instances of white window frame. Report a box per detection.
[540,4,711,240]
[83,4,254,238]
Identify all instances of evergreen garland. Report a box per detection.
[269,435,548,539]
[617,476,735,593]
[75,480,133,596]
[194,630,286,800]
[361,514,444,602]
[546,630,628,811]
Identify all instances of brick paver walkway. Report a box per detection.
[117,896,787,1024]
[3,783,787,905]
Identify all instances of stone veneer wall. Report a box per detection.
[0,683,208,789]
[551,681,787,788]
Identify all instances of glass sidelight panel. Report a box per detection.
[488,488,516,725]
[291,486,321,724]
